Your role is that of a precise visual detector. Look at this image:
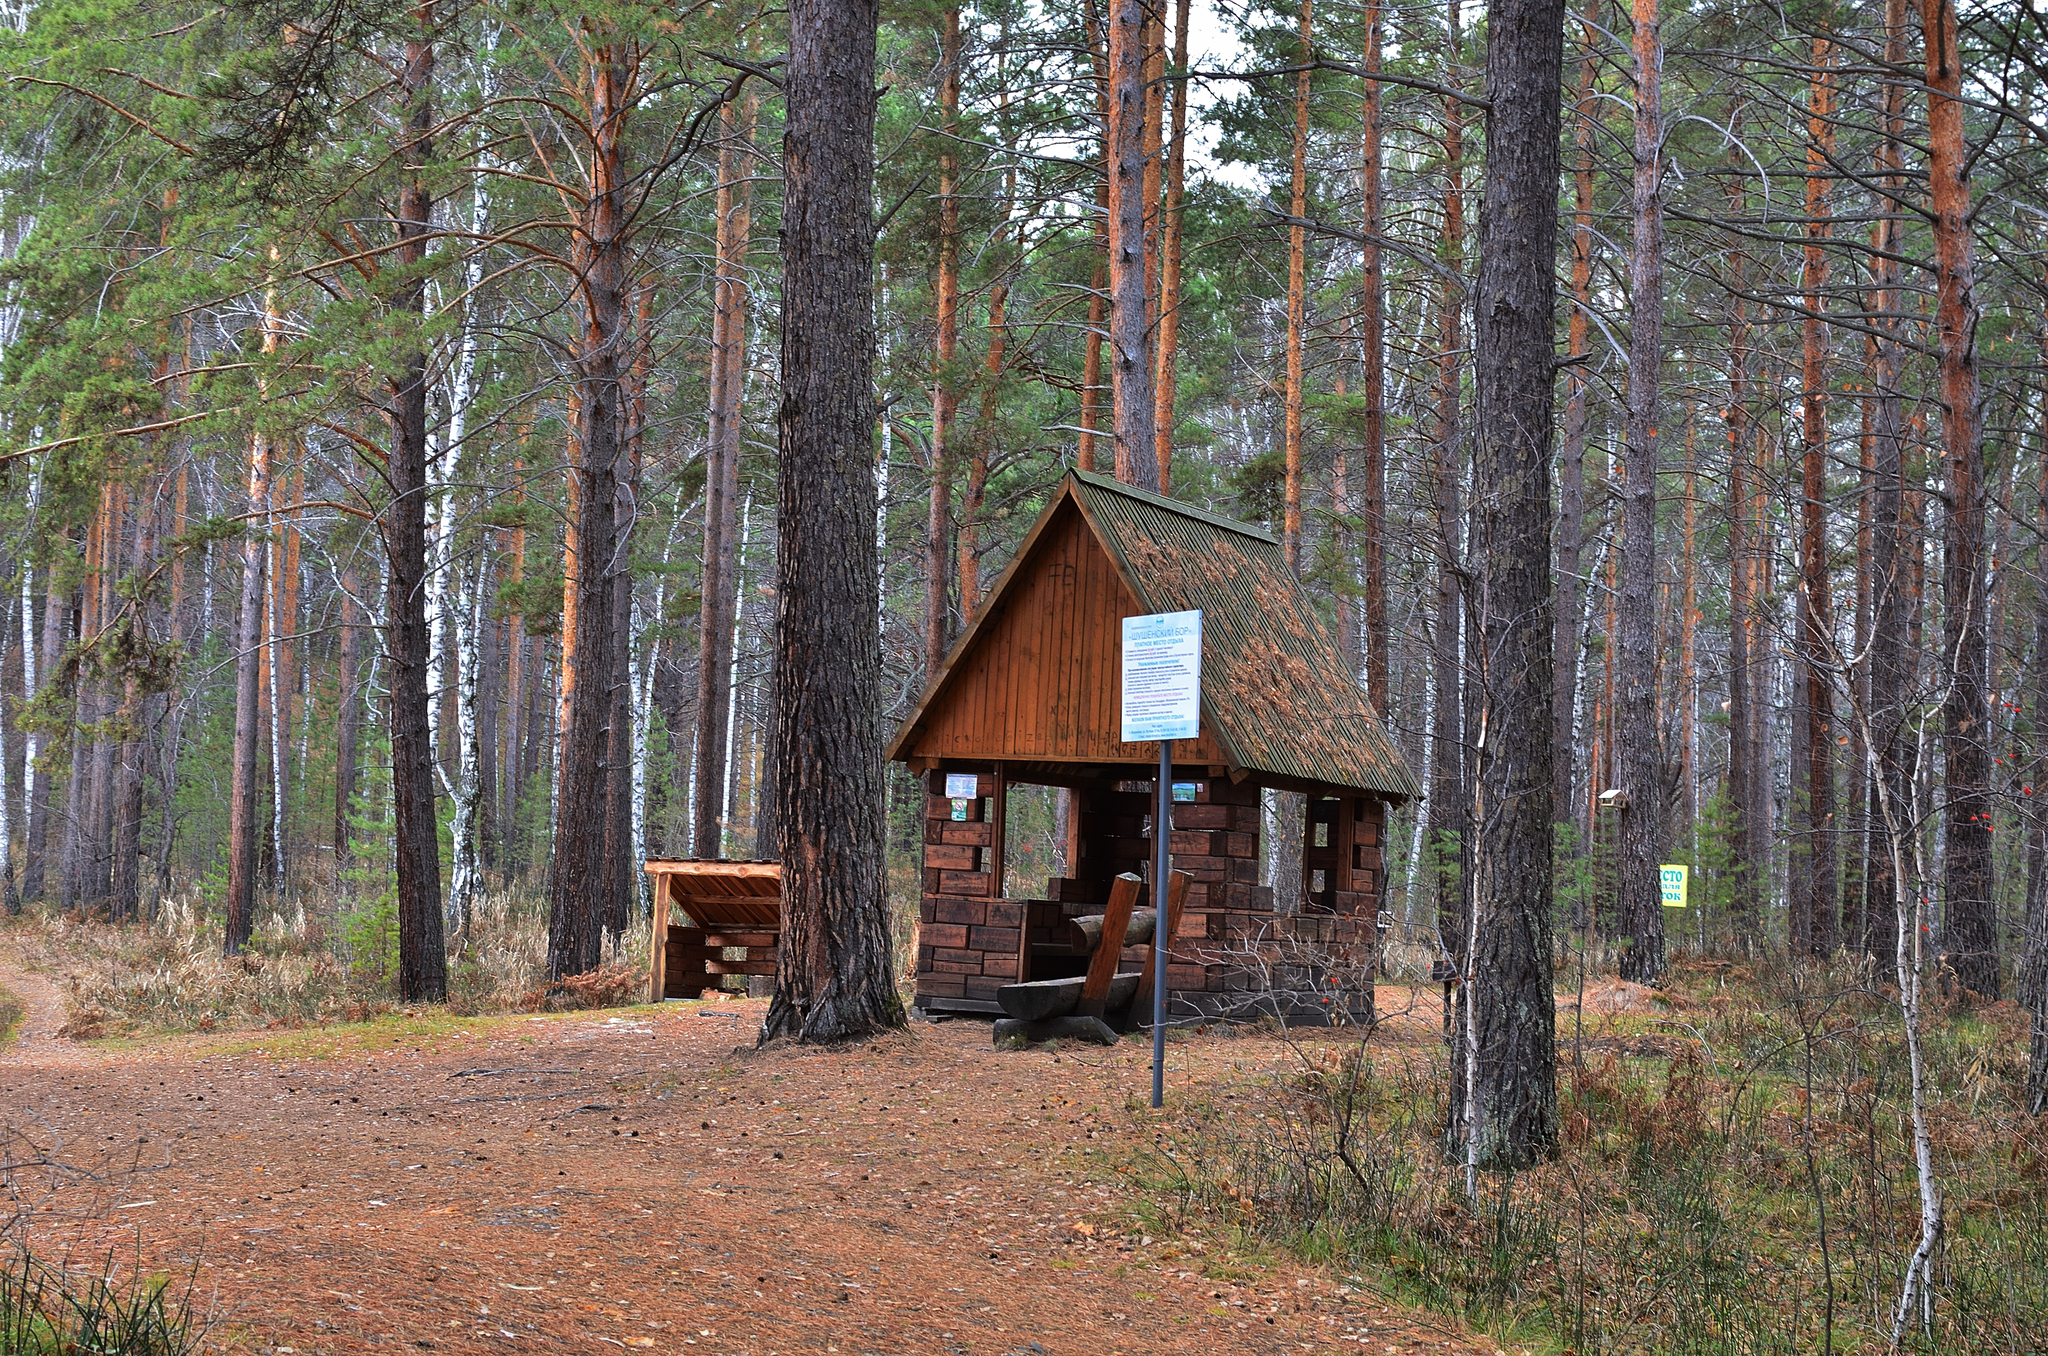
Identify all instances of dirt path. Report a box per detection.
[0,992,1492,1356]
[0,957,93,1064]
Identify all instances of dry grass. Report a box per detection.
[1140,953,2048,1356]
[6,890,651,1039]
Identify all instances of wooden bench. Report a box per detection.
[643,860,781,1002]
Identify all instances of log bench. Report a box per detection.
[993,870,1189,1045]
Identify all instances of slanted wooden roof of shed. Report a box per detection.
[888,469,1418,802]
[642,859,781,929]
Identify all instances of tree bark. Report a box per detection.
[227,267,281,956]
[1722,143,1765,938]
[608,311,646,936]
[1554,0,1596,832]
[961,229,1010,607]
[1426,0,1467,949]
[1079,5,1109,476]
[1845,355,1873,953]
[762,0,904,1042]
[110,484,154,921]
[1105,0,1157,490]
[1680,417,1698,845]
[925,8,961,676]
[695,94,755,858]
[334,570,362,872]
[1616,0,1666,984]
[502,464,527,874]
[1925,0,1996,997]
[2027,337,2048,1111]
[21,584,62,903]
[548,39,633,978]
[1282,0,1312,570]
[1153,0,1190,492]
[1465,0,1563,1169]
[1360,0,1388,713]
[385,25,447,1001]
[74,491,117,913]
[1797,36,1837,958]
[271,462,301,894]
[478,585,501,875]
[1435,0,1472,1153]
[228,459,267,950]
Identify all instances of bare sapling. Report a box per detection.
[1818,622,1944,1341]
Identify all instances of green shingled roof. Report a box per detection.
[1067,469,1418,801]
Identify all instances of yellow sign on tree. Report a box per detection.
[1659,864,1689,908]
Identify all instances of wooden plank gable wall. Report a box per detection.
[913,499,1230,767]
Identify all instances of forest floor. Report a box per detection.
[0,956,1498,1356]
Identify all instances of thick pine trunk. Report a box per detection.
[1465,0,1563,1169]
[387,31,447,1001]
[548,42,632,978]
[1925,0,1996,996]
[763,0,903,1042]
[1616,0,1666,983]
[1105,0,1157,490]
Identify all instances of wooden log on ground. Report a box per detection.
[993,1014,1121,1047]
[1066,909,1155,954]
[996,971,1140,1021]
[1076,873,1143,1019]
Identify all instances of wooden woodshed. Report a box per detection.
[643,859,781,1002]
[888,469,1419,1019]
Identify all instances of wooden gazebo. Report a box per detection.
[888,469,1418,1018]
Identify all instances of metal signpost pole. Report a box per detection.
[1153,739,1169,1108]
[1120,608,1200,1114]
